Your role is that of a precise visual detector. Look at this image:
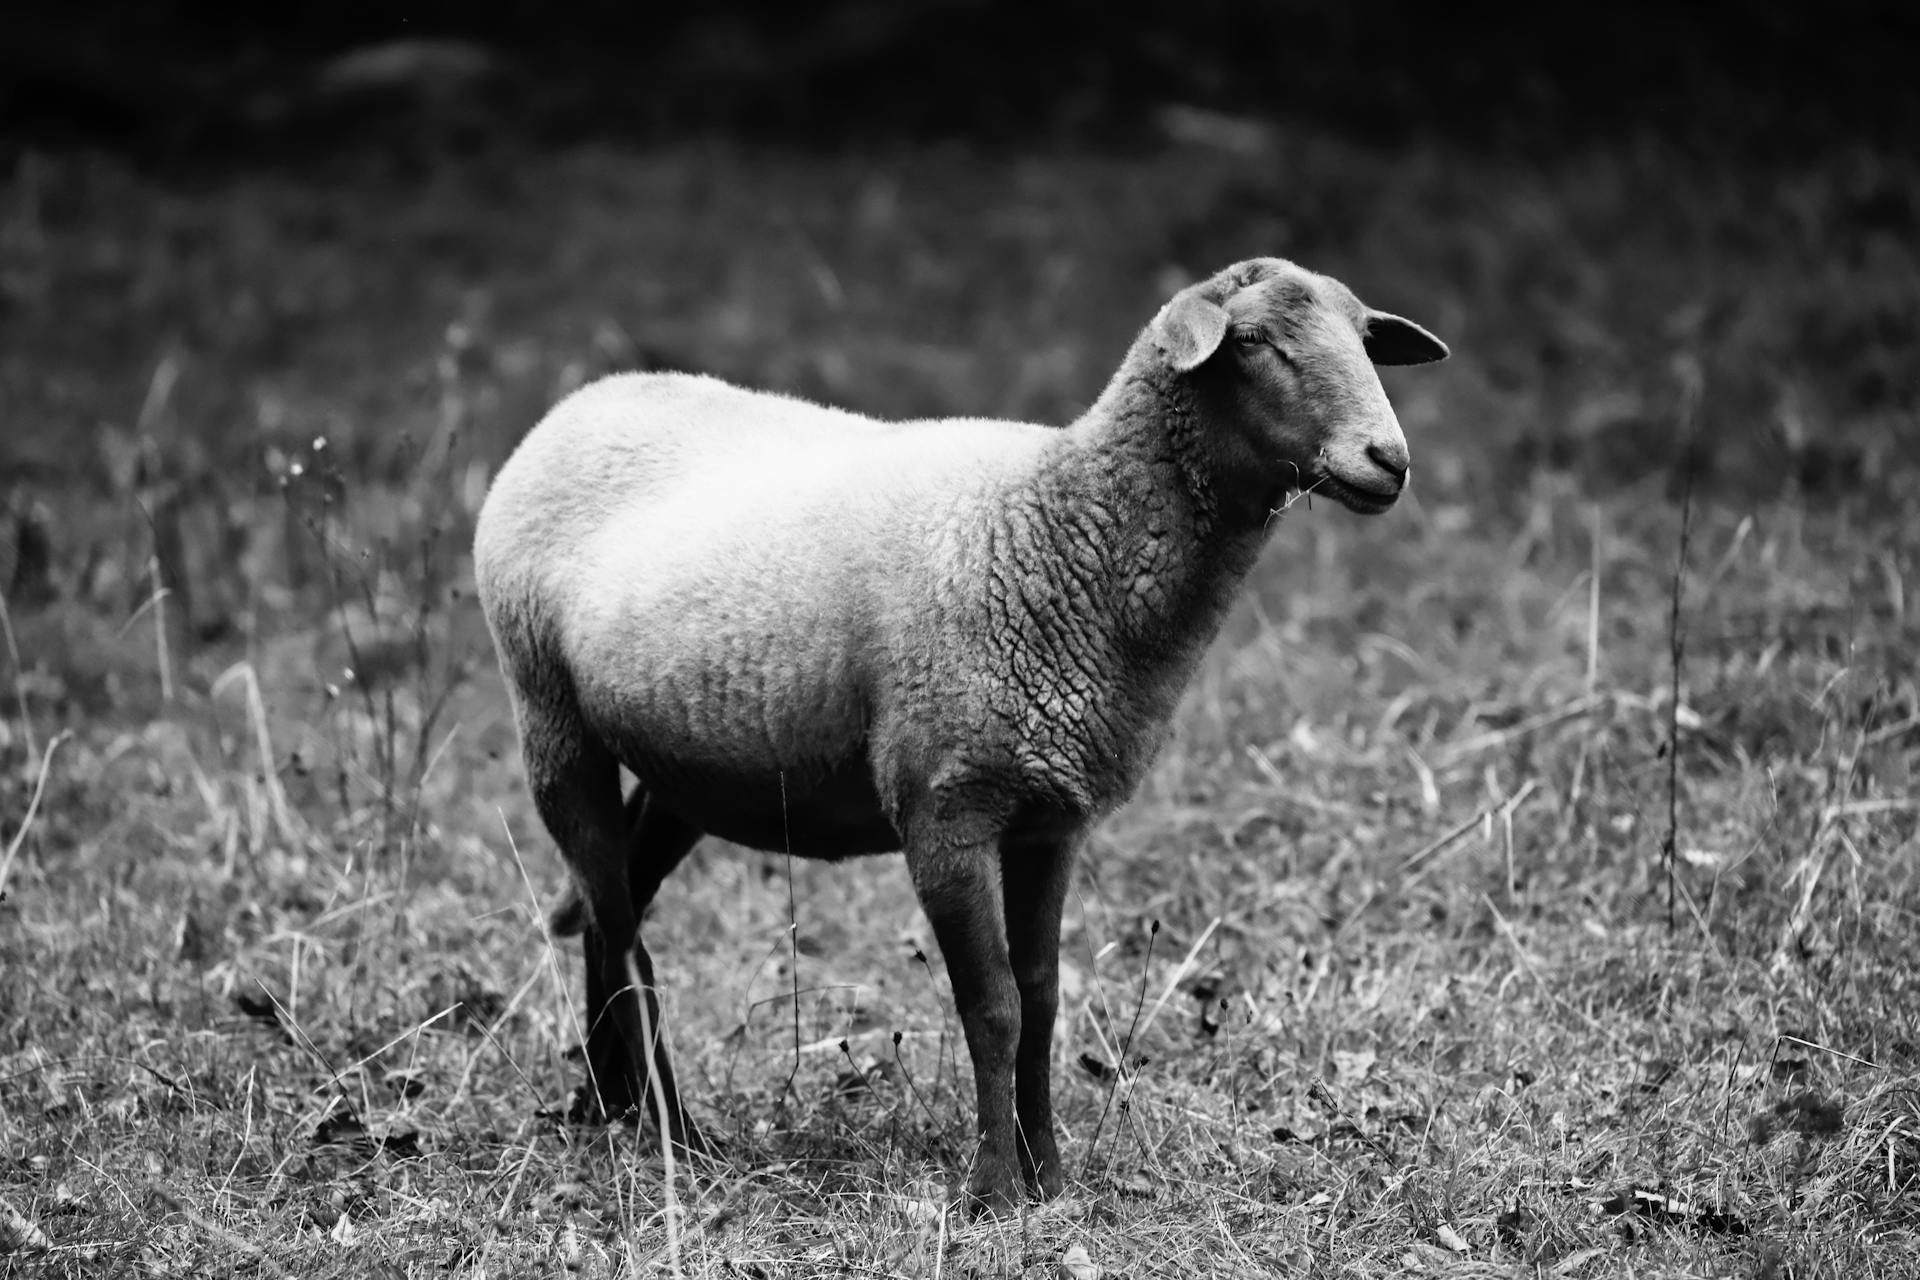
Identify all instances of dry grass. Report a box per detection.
[1,129,1916,1277]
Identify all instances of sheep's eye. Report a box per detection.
[1232,329,1266,347]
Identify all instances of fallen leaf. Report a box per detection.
[894,1195,942,1226]
[1594,1187,1748,1236]
[0,1197,49,1254]
[1060,1243,1102,1279]
[1077,1052,1115,1081]
[1553,1246,1609,1274]
[1272,1244,1313,1273]
[1435,1222,1469,1253]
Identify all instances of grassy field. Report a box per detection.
[1,127,1917,1278]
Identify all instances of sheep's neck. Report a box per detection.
[1048,373,1271,659]
[970,380,1270,814]
[1080,364,1293,535]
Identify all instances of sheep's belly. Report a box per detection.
[629,749,901,860]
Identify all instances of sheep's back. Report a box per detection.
[486,372,1053,790]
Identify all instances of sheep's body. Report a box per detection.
[474,257,1447,1213]
[478,372,1262,854]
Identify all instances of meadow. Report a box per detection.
[1,124,1916,1277]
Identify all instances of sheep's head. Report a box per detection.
[1151,257,1447,518]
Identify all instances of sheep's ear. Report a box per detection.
[1153,291,1231,372]
[1364,311,1449,366]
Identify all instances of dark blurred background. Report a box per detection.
[5,0,1917,162]
[3,0,1918,650]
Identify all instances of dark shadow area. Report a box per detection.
[5,1,1917,164]
[1,1,1916,600]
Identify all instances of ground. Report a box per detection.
[0,126,1916,1277]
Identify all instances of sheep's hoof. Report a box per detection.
[1024,1160,1065,1201]
[557,1083,651,1129]
[561,1084,612,1126]
[965,1165,1023,1219]
[560,1088,649,1129]
[1020,1131,1064,1199]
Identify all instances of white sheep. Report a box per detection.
[473,256,1446,1213]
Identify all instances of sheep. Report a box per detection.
[472,256,1447,1214]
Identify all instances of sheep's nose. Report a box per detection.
[1367,440,1410,482]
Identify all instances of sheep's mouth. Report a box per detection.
[1308,471,1401,515]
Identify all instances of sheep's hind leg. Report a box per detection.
[904,819,1024,1216]
[1002,834,1075,1199]
[619,787,710,1155]
[525,715,702,1156]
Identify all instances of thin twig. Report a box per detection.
[1586,503,1602,698]
[210,662,299,848]
[0,730,69,902]
[1436,697,1601,770]
[1082,918,1158,1177]
[149,553,173,702]
[146,1183,289,1279]
[497,813,589,1115]
[1663,381,1698,934]
[1245,744,1364,815]
[0,590,38,763]
[629,951,685,1280]
[1775,1033,1881,1073]
[1482,894,1604,1035]
[1134,916,1221,1042]
[780,771,803,1108]
[1395,810,1487,877]
[890,1030,944,1133]
[1860,710,1920,749]
[1334,779,1539,945]
[253,981,351,1100]
[1401,778,1540,877]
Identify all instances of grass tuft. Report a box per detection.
[2,130,1916,1275]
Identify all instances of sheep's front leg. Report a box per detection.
[1002,837,1074,1198]
[905,833,1023,1215]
